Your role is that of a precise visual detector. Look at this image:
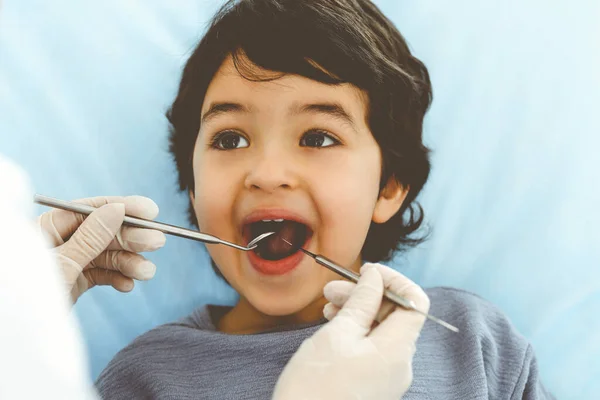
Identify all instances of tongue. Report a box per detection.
[263,222,298,255]
[251,220,307,260]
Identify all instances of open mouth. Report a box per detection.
[243,219,312,261]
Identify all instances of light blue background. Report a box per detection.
[1,1,599,398]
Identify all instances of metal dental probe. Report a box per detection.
[281,238,459,332]
[34,194,274,251]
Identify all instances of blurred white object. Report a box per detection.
[0,155,97,400]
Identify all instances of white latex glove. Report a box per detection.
[37,195,166,303]
[272,263,430,400]
[0,156,98,399]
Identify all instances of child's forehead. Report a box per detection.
[204,55,369,116]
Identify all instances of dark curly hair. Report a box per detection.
[167,0,432,281]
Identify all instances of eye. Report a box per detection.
[300,129,340,148]
[211,131,249,150]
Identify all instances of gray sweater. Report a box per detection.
[95,287,555,399]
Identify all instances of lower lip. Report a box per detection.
[247,236,312,276]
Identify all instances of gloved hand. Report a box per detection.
[37,196,166,303]
[272,263,430,400]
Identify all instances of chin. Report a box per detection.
[249,290,321,318]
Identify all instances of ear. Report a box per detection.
[372,177,409,224]
[189,190,195,204]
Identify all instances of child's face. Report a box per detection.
[190,55,406,316]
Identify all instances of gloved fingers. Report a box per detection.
[39,195,159,247]
[324,279,399,324]
[106,226,166,252]
[36,211,65,248]
[323,280,354,306]
[322,302,341,320]
[369,281,429,355]
[91,250,157,281]
[58,204,125,267]
[83,268,134,293]
[373,300,397,324]
[361,263,430,313]
[326,265,384,336]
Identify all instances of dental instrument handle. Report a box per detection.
[302,250,459,333]
[312,254,415,309]
[33,194,246,249]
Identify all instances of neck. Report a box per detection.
[218,295,329,334]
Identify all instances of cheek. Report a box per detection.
[325,144,381,209]
[191,154,239,231]
[191,156,242,280]
[315,148,381,258]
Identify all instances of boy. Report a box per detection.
[95,0,554,398]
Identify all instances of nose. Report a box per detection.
[244,148,299,193]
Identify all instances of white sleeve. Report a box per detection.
[0,156,98,400]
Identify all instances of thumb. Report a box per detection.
[58,203,125,268]
[328,265,384,335]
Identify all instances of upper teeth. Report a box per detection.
[261,219,284,222]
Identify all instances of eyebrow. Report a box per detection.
[293,102,357,131]
[201,101,357,131]
[201,102,251,124]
